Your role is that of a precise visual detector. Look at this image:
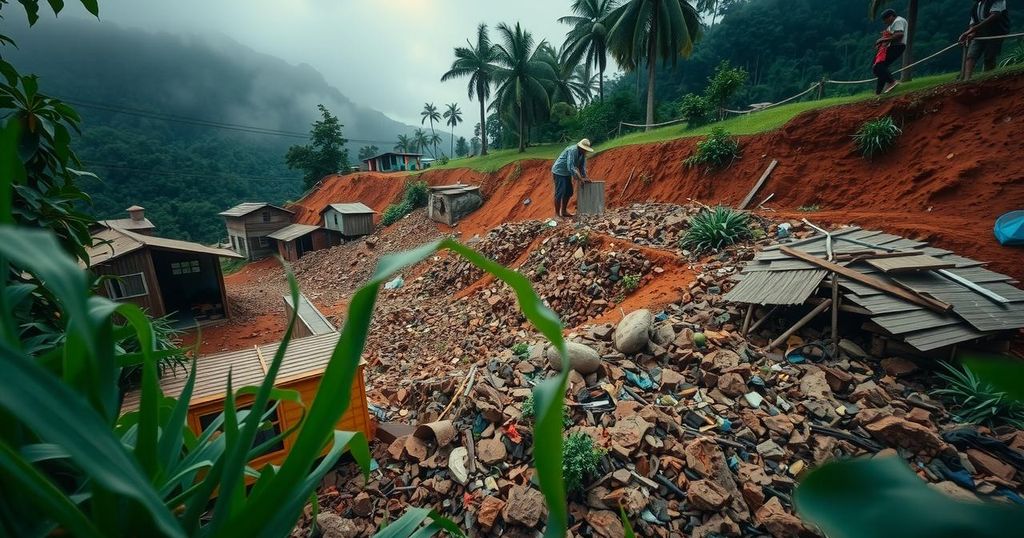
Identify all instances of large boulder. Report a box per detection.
[865,416,950,457]
[316,513,359,538]
[546,342,602,374]
[502,485,546,527]
[614,309,653,354]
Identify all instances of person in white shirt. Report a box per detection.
[960,0,1011,79]
[873,9,908,95]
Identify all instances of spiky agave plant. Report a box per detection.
[932,361,1024,429]
[853,116,902,158]
[680,206,753,253]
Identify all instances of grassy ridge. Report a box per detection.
[428,70,971,173]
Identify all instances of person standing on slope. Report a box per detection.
[873,9,908,95]
[551,138,594,219]
[961,0,1011,80]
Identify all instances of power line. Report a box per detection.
[81,161,302,184]
[60,97,400,145]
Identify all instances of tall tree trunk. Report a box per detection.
[644,11,658,130]
[901,0,918,82]
[599,66,605,103]
[518,102,525,153]
[450,127,454,157]
[478,86,488,156]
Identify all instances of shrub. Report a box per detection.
[562,432,604,493]
[511,342,529,356]
[435,155,450,165]
[932,362,1024,429]
[622,274,641,292]
[117,313,187,390]
[678,93,712,126]
[381,200,412,226]
[704,60,749,117]
[853,116,901,158]
[680,206,753,253]
[404,180,430,208]
[684,127,741,170]
[1000,41,1024,68]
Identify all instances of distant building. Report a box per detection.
[86,227,243,326]
[268,223,342,263]
[97,205,156,235]
[218,202,294,260]
[361,152,423,173]
[320,202,376,237]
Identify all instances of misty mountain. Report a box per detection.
[3,19,417,243]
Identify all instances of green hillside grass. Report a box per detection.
[428,67,1021,174]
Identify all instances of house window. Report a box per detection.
[262,211,271,223]
[257,237,269,248]
[198,404,284,453]
[106,272,148,300]
[170,260,201,275]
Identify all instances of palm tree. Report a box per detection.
[559,0,618,103]
[491,22,556,153]
[441,24,497,156]
[394,134,412,153]
[420,103,441,157]
[570,63,600,106]
[870,0,919,82]
[442,103,463,157]
[607,0,701,130]
[412,129,430,155]
[428,132,443,158]
[537,43,578,107]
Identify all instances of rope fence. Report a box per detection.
[618,31,1024,131]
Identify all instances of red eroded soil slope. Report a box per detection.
[294,73,1024,281]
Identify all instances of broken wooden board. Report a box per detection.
[866,254,957,274]
[738,159,778,210]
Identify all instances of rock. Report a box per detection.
[744,392,764,409]
[756,439,785,460]
[850,380,890,407]
[755,496,806,538]
[477,438,508,465]
[761,414,795,436]
[502,485,546,528]
[477,495,506,530]
[799,368,834,401]
[741,482,765,511]
[703,349,741,372]
[608,416,652,453]
[614,309,653,354]
[865,416,949,457]
[351,491,373,517]
[448,446,469,485]
[546,342,602,374]
[881,357,919,377]
[651,323,676,346]
[718,372,747,397]
[317,513,359,538]
[684,438,750,521]
[838,339,868,359]
[585,510,626,538]
[905,407,933,428]
[966,449,1017,481]
[930,481,980,503]
[687,479,730,511]
[692,514,742,538]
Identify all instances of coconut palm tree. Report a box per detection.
[428,132,443,158]
[441,24,497,156]
[394,134,412,153]
[607,0,701,130]
[537,43,578,107]
[571,63,600,106]
[420,103,441,157]
[442,103,463,157]
[869,0,919,81]
[412,129,430,155]
[559,0,618,103]
[491,22,557,153]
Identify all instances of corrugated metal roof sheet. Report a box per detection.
[903,324,987,352]
[86,228,242,267]
[283,294,336,336]
[322,202,376,215]
[723,269,826,305]
[99,218,156,231]
[218,202,294,217]
[268,224,319,242]
[866,254,956,273]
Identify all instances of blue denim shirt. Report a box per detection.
[551,144,586,178]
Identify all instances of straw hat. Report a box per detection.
[577,138,594,152]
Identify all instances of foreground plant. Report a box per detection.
[931,361,1024,429]
[680,206,752,253]
[684,127,741,170]
[853,116,901,158]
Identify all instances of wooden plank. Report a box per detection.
[779,246,953,313]
[866,254,957,273]
[737,159,778,210]
[768,299,832,350]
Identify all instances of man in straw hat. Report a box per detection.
[551,138,594,219]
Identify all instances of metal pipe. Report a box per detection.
[937,269,1010,304]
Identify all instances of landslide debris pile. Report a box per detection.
[294,205,1024,538]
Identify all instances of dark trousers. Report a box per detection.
[873,43,906,94]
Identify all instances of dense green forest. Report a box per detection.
[5,19,417,243]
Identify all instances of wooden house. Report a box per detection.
[320,203,376,237]
[361,152,423,173]
[119,332,373,471]
[427,184,483,226]
[219,202,294,260]
[97,205,157,235]
[269,224,342,262]
[86,227,243,326]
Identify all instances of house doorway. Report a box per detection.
[151,249,227,328]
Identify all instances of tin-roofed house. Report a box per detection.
[268,223,342,263]
[86,227,243,327]
[320,202,376,238]
[361,152,423,172]
[219,202,294,260]
[97,205,156,235]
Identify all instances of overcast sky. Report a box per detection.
[51,0,583,138]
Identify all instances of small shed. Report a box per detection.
[321,202,376,237]
[119,332,372,472]
[219,202,294,260]
[428,184,483,226]
[268,223,342,262]
[86,227,243,327]
[362,152,423,172]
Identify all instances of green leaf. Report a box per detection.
[795,456,1021,538]
[77,0,98,17]
[376,507,462,538]
[621,505,636,538]
[17,0,41,25]
[963,357,1024,402]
